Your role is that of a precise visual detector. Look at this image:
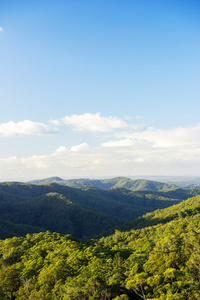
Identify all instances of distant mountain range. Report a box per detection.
[28,176,177,191]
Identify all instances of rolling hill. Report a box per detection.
[0,181,200,239]
[0,189,121,239]
[28,176,176,191]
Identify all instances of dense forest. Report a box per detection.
[0,180,200,239]
[0,179,200,299]
[0,194,199,299]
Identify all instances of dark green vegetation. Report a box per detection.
[0,181,200,239]
[0,219,44,240]
[28,176,176,191]
[0,195,200,299]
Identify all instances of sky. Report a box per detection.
[0,0,200,181]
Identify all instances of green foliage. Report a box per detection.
[0,181,199,239]
[0,219,44,239]
[0,191,122,239]
[0,195,199,298]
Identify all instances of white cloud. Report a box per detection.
[49,119,61,126]
[116,123,200,148]
[62,113,128,132]
[21,155,49,169]
[0,27,4,32]
[71,143,90,152]
[0,120,59,137]
[2,119,200,179]
[0,156,17,164]
[102,139,135,147]
[134,157,145,163]
[0,156,21,175]
[19,141,200,177]
[2,133,200,180]
[55,146,67,153]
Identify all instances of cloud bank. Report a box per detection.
[62,113,128,132]
[1,113,200,179]
[1,124,200,179]
[0,120,59,137]
[112,123,200,148]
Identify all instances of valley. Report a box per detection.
[0,177,200,299]
[0,177,200,239]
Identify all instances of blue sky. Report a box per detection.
[0,0,200,180]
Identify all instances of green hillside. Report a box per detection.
[0,183,157,222]
[0,195,199,299]
[0,219,45,239]
[28,176,176,191]
[0,182,200,239]
[28,176,64,185]
[0,190,121,239]
[103,193,200,235]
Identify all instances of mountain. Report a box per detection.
[0,189,121,239]
[28,176,176,191]
[0,181,200,239]
[129,175,200,187]
[28,176,64,185]
[102,192,200,236]
[0,195,199,299]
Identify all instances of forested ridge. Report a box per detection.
[0,195,200,299]
[0,181,200,239]
[28,176,176,191]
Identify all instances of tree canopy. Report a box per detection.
[0,195,199,299]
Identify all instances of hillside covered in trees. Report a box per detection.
[0,181,200,239]
[28,176,176,191]
[0,194,200,299]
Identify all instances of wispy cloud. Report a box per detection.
[0,27,4,32]
[0,120,59,137]
[62,113,128,132]
[2,125,200,178]
[2,115,200,178]
[71,143,90,152]
[49,119,61,126]
[114,123,200,148]
[102,138,135,147]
